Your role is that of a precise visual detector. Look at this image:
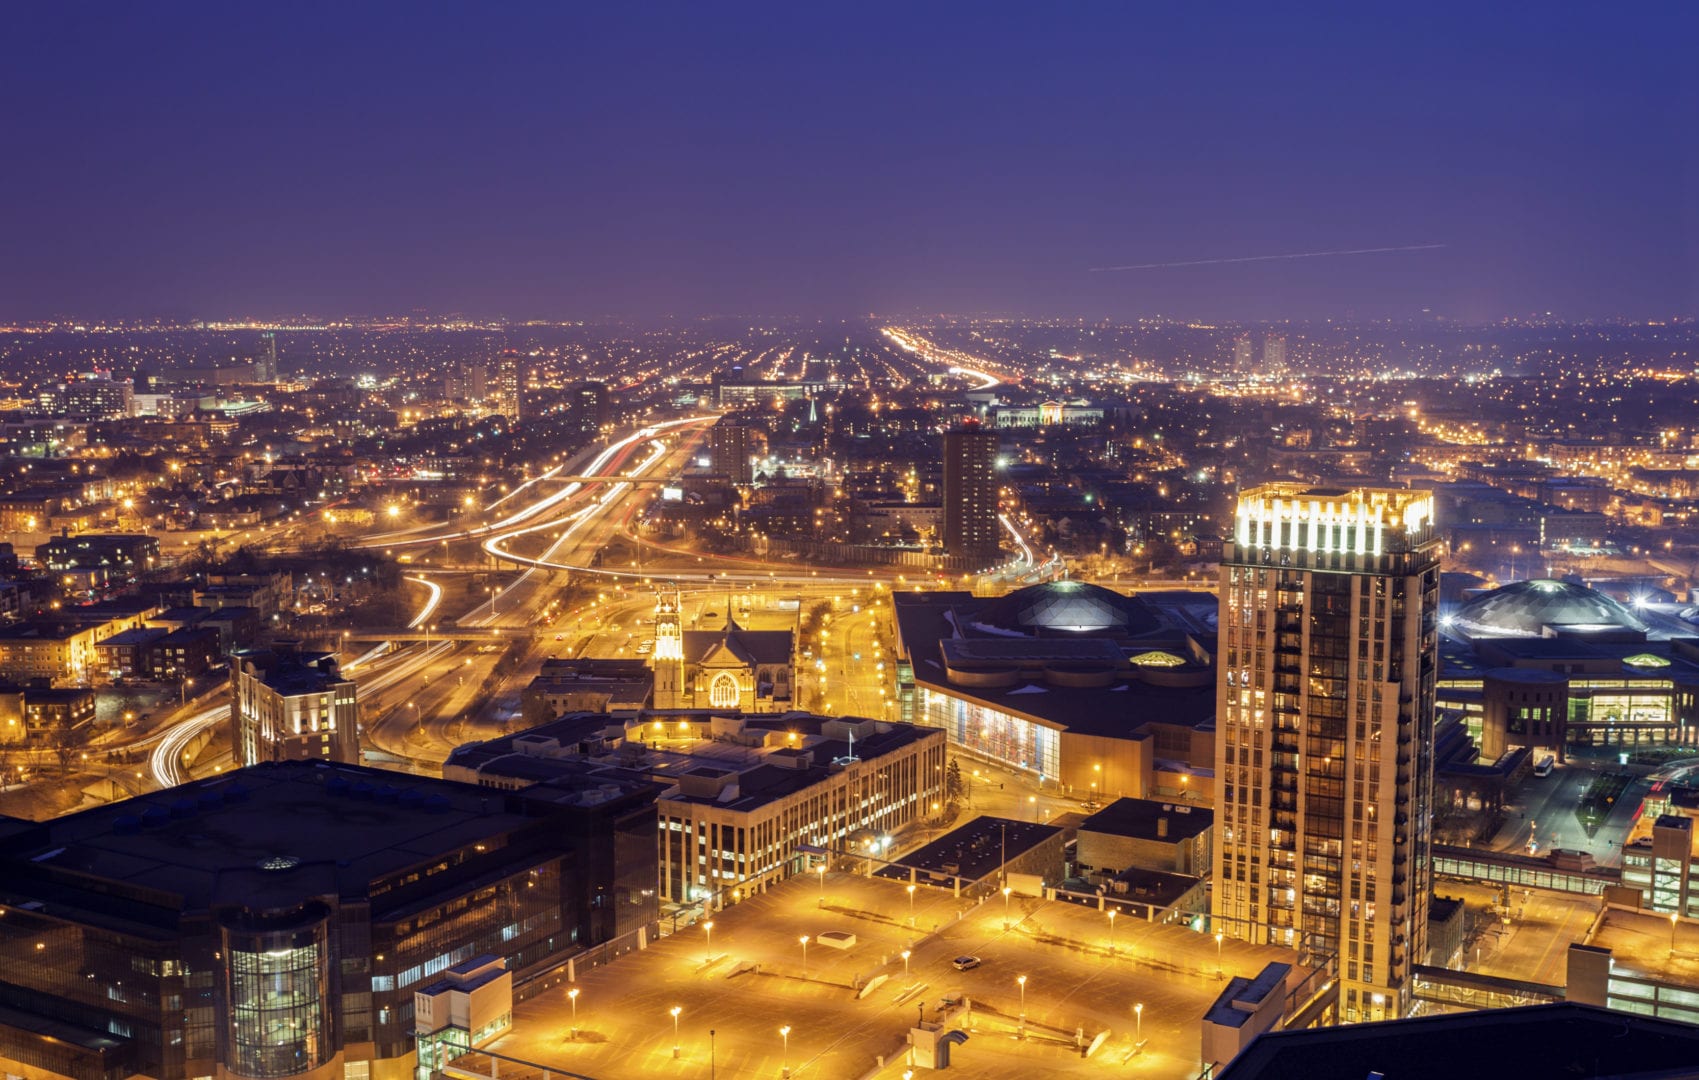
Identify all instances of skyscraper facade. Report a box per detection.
[941,425,1000,564]
[1262,334,1286,376]
[1213,484,1440,1022]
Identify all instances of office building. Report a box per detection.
[941,424,1000,564]
[1213,483,1441,1022]
[0,760,659,1080]
[61,377,134,420]
[1262,335,1286,376]
[231,643,359,766]
[445,709,946,906]
[709,420,753,484]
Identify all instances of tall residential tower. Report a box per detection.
[1212,484,1440,1022]
[942,424,1000,565]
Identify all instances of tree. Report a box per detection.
[945,759,965,810]
[49,722,92,777]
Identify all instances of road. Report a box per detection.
[1487,759,1645,862]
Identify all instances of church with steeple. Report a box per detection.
[650,586,796,712]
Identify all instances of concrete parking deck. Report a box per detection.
[488,869,1309,1079]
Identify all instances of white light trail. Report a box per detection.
[149,704,227,788]
[1001,513,1035,566]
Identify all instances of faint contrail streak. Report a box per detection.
[1089,243,1446,272]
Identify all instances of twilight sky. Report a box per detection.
[2,3,1694,322]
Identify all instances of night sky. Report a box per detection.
[3,4,1694,322]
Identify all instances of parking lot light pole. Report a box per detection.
[1216,932,1225,977]
[703,919,715,962]
[567,987,579,1039]
[780,1025,791,1078]
[1017,975,1027,1039]
[1108,908,1117,955]
[902,949,911,977]
[1134,1002,1144,1050]
[1002,886,1012,929]
[670,1006,681,1059]
[800,935,810,977]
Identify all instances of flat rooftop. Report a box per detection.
[1080,796,1213,842]
[876,815,1060,886]
[1217,1002,1699,1080]
[450,711,941,815]
[1590,906,1699,988]
[0,761,545,917]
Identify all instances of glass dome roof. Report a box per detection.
[973,580,1161,636]
[1452,579,1647,639]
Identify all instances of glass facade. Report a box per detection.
[1566,681,1678,745]
[919,687,1060,780]
[222,909,332,1080]
[1433,847,1612,895]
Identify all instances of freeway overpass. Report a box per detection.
[343,626,518,642]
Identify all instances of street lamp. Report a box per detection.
[1216,932,1225,977]
[703,919,715,962]
[670,1006,681,1058]
[567,987,579,1039]
[1016,975,1027,1039]
[907,883,916,924]
[1672,913,1680,956]
[779,1025,792,1078]
[1002,886,1012,929]
[901,949,911,977]
[816,863,827,906]
[1134,1002,1144,1050]
[800,935,810,977]
[1028,794,1037,821]
[1107,909,1117,955]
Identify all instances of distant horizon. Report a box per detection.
[3,6,1694,324]
[3,309,1696,330]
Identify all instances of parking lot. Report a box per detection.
[490,870,1310,1079]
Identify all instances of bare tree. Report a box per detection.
[49,722,92,777]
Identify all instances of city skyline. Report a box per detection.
[5,6,1699,1079]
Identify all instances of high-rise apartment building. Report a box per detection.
[1262,335,1286,375]
[231,643,360,766]
[942,425,1000,564]
[710,420,753,484]
[1233,334,1255,375]
[1213,484,1440,1022]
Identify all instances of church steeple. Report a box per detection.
[652,585,685,708]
